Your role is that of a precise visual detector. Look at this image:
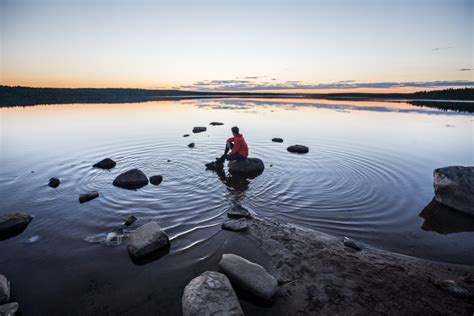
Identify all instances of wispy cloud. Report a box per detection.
[459,68,471,71]
[177,79,474,91]
[432,46,454,51]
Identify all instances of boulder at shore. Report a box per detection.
[93,158,116,169]
[79,192,99,203]
[219,253,278,300]
[433,166,474,216]
[127,222,170,258]
[113,169,149,189]
[0,274,10,304]
[228,158,264,175]
[149,175,163,186]
[48,177,60,188]
[192,127,207,133]
[182,271,243,316]
[272,138,284,143]
[287,145,309,154]
[0,213,33,239]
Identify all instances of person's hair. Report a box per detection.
[231,126,239,135]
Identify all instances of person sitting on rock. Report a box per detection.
[216,126,248,165]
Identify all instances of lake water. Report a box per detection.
[1,98,473,314]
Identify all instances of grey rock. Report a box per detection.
[149,175,163,186]
[219,253,278,300]
[192,127,207,133]
[127,222,170,258]
[209,122,224,126]
[343,237,362,251]
[113,169,149,189]
[79,191,99,203]
[272,138,284,143]
[433,166,474,216]
[48,177,60,188]
[0,213,33,238]
[222,219,248,232]
[182,271,243,316]
[227,205,252,219]
[287,145,309,154]
[0,275,10,304]
[124,215,137,226]
[93,158,116,169]
[228,158,264,175]
[188,142,195,148]
[0,302,18,316]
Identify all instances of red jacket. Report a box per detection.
[227,134,249,158]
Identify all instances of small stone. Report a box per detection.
[222,219,248,232]
[0,275,10,304]
[150,175,163,185]
[182,271,243,316]
[219,253,278,300]
[183,134,190,137]
[113,169,149,190]
[188,142,195,148]
[272,138,284,143]
[93,158,116,169]
[343,237,362,251]
[227,205,252,219]
[127,222,170,258]
[48,177,60,188]
[192,127,207,133]
[0,302,18,315]
[79,192,99,203]
[124,215,137,226]
[209,122,224,126]
[287,145,309,154]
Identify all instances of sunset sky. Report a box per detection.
[1,0,472,92]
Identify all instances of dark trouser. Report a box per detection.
[219,142,246,162]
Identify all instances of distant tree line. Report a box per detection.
[413,88,474,101]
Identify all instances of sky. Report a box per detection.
[0,0,472,92]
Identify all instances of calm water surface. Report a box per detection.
[1,98,473,314]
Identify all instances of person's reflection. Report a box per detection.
[419,198,474,234]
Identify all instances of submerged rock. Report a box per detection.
[188,142,195,148]
[93,158,116,169]
[219,253,278,300]
[228,158,264,175]
[0,274,10,304]
[0,213,33,239]
[182,271,243,316]
[149,175,163,186]
[127,222,170,258]
[433,166,474,216]
[209,122,224,126]
[124,215,138,226]
[287,145,309,154]
[343,237,362,251]
[272,138,284,143]
[192,127,207,133]
[0,302,18,315]
[222,219,248,232]
[227,205,252,219]
[113,169,149,189]
[48,177,60,188]
[85,227,126,246]
[79,191,99,203]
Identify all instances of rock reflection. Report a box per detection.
[419,199,474,234]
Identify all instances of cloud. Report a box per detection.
[459,68,471,71]
[432,46,454,51]
[177,79,474,91]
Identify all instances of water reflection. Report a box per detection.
[419,199,474,234]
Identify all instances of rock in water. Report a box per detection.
[205,161,223,171]
[79,192,99,203]
[149,175,163,186]
[188,142,195,148]
[222,219,248,232]
[287,145,309,154]
[127,222,170,258]
[182,271,243,316]
[124,215,137,226]
[183,134,190,137]
[113,169,149,189]
[93,158,116,169]
[227,205,252,219]
[0,302,18,315]
[0,275,10,304]
[343,237,362,251]
[433,166,474,216]
[228,158,264,175]
[48,177,60,188]
[272,138,284,143]
[219,254,278,300]
[192,127,207,133]
[209,122,224,126]
[0,213,33,239]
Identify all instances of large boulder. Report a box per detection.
[219,254,278,300]
[113,169,149,189]
[192,127,207,133]
[182,271,243,316]
[433,166,474,216]
[93,158,116,169]
[0,213,33,239]
[287,145,309,154]
[228,158,264,175]
[0,275,10,304]
[127,222,170,258]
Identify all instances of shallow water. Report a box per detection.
[0,98,473,314]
